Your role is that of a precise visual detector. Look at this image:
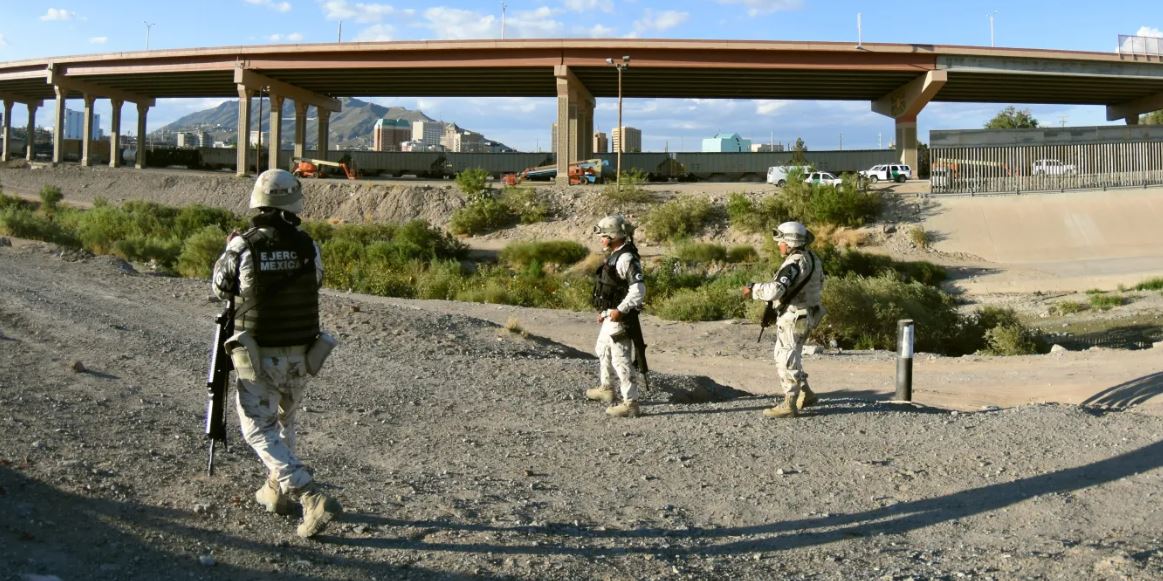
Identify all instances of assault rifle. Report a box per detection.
[625,312,650,395]
[204,297,234,476]
[757,300,777,343]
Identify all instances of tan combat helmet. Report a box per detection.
[594,214,636,240]
[250,169,304,214]
[773,220,815,248]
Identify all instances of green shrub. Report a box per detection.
[817,244,946,287]
[672,241,727,264]
[174,205,242,240]
[0,206,77,245]
[113,236,182,268]
[909,226,931,248]
[39,185,63,216]
[726,245,758,263]
[1134,277,1163,291]
[645,196,714,241]
[982,323,1044,355]
[500,240,588,269]
[1089,293,1125,310]
[455,167,491,197]
[818,273,966,355]
[449,195,514,235]
[414,260,466,300]
[320,238,365,290]
[500,186,553,224]
[330,223,399,245]
[176,226,228,279]
[652,278,750,322]
[726,192,791,234]
[600,169,653,206]
[392,220,466,262]
[1050,301,1089,315]
[300,221,336,244]
[0,193,34,211]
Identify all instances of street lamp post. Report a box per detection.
[606,55,630,190]
[144,21,155,50]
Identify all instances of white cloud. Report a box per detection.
[632,10,688,34]
[89,36,108,45]
[353,24,394,41]
[506,7,564,38]
[40,8,77,21]
[320,0,395,22]
[756,100,790,116]
[563,0,612,12]
[716,0,802,17]
[1136,26,1163,38]
[587,24,615,37]
[268,32,305,42]
[423,7,497,39]
[0,34,7,49]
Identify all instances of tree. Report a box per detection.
[1140,110,1163,125]
[791,137,808,164]
[984,106,1039,129]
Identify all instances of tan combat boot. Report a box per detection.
[762,397,798,418]
[295,484,343,539]
[585,385,616,404]
[255,476,292,515]
[606,399,640,418]
[797,385,819,409]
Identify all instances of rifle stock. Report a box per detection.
[204,297,234,476]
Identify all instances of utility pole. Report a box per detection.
[337,21,343,43]
[989,11,996,47]
[501,2,507,39]
[857,13,862,48]
[607,55,630,190]
[144,21,155,50]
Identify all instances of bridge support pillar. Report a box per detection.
[895,116,919,172]
[135,102,149,169]
[1126,115,1140,126]
[268,94,284,171]
[236,86,254,176]
[109,99,123,168]
[554,65,594,186]
[25,102,37,161]
[52,85,66,164]
[1,100,11,163]
[293,101,307,161]
[316,108,330,161]
[81,94,95,167]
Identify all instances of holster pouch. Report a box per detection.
[224,330,261,382]
[306,332,338,376]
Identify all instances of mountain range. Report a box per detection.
[154,97,508,151]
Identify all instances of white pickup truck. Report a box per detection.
[1031,159,1077,176]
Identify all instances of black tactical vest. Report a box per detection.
[236,225,320,347]
[591,242,641,311]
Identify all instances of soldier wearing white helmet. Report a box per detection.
[586,214,647,418]
[742,221,826,418]
[211,169,341,538]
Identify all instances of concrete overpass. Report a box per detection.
[1,39,1161,183]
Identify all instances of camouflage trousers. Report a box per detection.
[595,319,640,402]
[773,310,811,400]
[235,345,312,493]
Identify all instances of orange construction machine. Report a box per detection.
[291,157,357,180]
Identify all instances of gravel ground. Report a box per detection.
[3,241,1163,581]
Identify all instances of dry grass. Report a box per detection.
[813,224,870,248]
[501,316,528,337]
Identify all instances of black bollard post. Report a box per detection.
[895,319,914,402]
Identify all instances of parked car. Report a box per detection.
[805,171,842,186]
[766,165,812,186]
[859,163,912,183]
[1031,159,1077,175]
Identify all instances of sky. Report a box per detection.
[0,0,1160,152]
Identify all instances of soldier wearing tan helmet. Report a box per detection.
[586,214,647,418]
[211,169,341,538]
[742,221,826,418]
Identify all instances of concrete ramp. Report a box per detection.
[925,188,1163,292]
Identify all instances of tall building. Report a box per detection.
[61,108,102,140]
[702,132,752,153]
[373,118,412,151]
[593,131,608,154]
[611,126,641,153]
[412,121,444,148]
[176,132,197,148]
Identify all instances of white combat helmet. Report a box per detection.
[773,221,814,248]
[594,214,636,239]
[250,169,304,213]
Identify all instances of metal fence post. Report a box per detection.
[895,319,915,401]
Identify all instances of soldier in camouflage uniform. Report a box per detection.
[211,169,341,538]
[586,215,647,418]
[743,221,826,418]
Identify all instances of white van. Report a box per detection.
[860,164,912,183]
[766,165,812,186]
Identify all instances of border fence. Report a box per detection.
[929,125,1163,195]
